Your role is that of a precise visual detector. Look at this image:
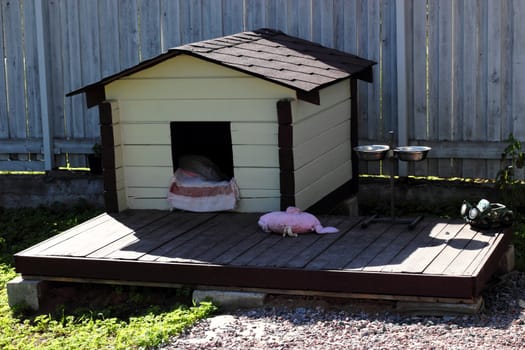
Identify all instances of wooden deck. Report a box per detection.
[14,210,512,303]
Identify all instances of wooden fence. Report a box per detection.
[1,0,524,179]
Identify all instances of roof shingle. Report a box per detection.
[69,28,375,106]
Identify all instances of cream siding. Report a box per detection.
[290,80,352,209]
[105,54,294,211]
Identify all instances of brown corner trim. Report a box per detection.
[350,78,359,193]
[277,99,295,210]
[98,102,119,212]
[277,99,293,125]
[86,86,106,108]
[296,90,320,105]
[354,67,374,83]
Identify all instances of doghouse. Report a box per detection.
[69,28,375,213]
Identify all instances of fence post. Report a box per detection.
[396,0,408,176]
[36,0,53,171]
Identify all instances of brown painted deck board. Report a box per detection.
[424,223,483,275]
[346,221,413,271]
[377,219,451,273]
[14,210,513,301]
[305,221,391,270]
[467,231,506,276]
[102,212,216,260]
[395,221,454,274]
[283,216,362,269]
[41,210,168,257]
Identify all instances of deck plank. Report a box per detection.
[264,217,350,267]
[38,211,168,257]
[469,230,509,276]
[157,213,258,263]
[17,212,113,256]
[446,229,500,276]
[423,223,482,275]
[393,220,455,274]
[345,221,410,271]
[228,233,285,266]
[305,221,391,270]
[283,216,362,269]
[91,212,217,259]
[247,216,347,267]
[375,218,452,273]
[139,213,230,262]
[209,228,270,265]
[193,214,262,262]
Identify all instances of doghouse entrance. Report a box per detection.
[170,122,234,179]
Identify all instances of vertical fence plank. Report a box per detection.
[22,0,42,143]
[61,0,84,167]
[312,0,335,48]
[34,0,52,168]
[160,0,182,49]
[265,0,287,32]
[0,1,10,141]
[245,0,267,30]
[381,0,397,136]
[512,1,525,141]
[180,0,203,44]
[427,0,453,177]
[409,0,428,175]
[139,0,161,60]
[3,0,26,142]
[202,0,223,39]
[222,0,245,35]
[98,0,120,77]
[118,0,140,70]
[486,0,502,142]
[461,0,485,178]
[499,1,513,142]
[43,0,66,167]
[341,0,358,54]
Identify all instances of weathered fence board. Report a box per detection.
[1,0,524,180]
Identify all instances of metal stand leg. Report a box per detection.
[360,131,424,230]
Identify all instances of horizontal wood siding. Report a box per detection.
[108,55,293,211]
[291,80,352,209]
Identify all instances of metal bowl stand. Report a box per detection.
[359,131,426,230]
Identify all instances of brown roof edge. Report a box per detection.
[353,66,374,83]
[66,50,180,99]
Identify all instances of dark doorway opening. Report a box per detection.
[170,122,234,179]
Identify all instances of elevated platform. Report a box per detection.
[13,210,512,305]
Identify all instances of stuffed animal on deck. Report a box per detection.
[258,206,339,237]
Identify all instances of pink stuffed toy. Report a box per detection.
[258,206,339,237]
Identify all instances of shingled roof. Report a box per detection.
[69,28,375,107]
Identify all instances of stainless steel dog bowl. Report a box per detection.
[394,146,431,161]
[353,145,390,160]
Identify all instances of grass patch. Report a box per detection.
[0,202,217,349]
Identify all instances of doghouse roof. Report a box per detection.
[69,28,376,106]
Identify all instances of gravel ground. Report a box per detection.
[160,271,525,350]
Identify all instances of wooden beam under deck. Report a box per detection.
[14,210,512,302]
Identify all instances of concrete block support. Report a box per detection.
[6,276,46,311]
[193,290,266,311]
